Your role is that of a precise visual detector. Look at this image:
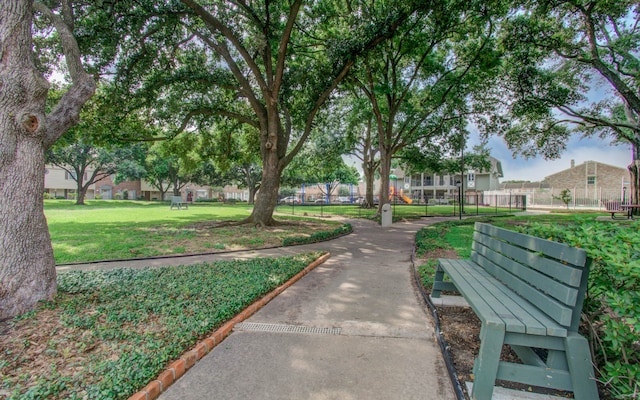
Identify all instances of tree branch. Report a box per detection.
[34,1,96,147]
[177,108,260,136]
[273,1,302,94]
[181,0,268,92]
[194,32,266,121]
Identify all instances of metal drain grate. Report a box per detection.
[235,322,341,336]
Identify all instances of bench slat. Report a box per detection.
[475,223,587,266]
[481,272,569,337]
[440,259,568,337]
[473,230,583,288]
[453,260,538,335]
[466,264,562,336]
[438,259,510,330]
[472,237,580,306]
[471,249,574,328]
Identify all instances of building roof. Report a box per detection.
[544,160,627,180]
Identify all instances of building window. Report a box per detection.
[411,174,421,186]
[65,171,77,180]
[587,176,596,185]
[424,175,432,186]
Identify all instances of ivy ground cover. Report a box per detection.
[0,252,324,399]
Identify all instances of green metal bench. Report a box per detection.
[432,222,599,400]
[170,196,187,210]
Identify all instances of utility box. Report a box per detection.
[381,203,392,227]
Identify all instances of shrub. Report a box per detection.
[414,224,450,257]
[515,221,640,399]
[283,223,352,246]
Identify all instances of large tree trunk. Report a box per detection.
[250,142,281,226]
[1,0,95,319]
[75,172,87,205]
[76,186,88,205]
[363,163,375,207]
[247,98,286,226]
[0,1,57,319]
[0,143,57,319]
[250,171,279,226]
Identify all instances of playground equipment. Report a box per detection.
[389,186,413,204]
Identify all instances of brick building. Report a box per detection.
[94,174,142,200]
[494,160,631,209]
[544,160,629,197]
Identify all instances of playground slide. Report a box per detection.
[389,187,413,204]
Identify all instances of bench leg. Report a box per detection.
[472,323,505,400]
[546,349,568,370]
[564,333,600,400]
[432,264,446,298]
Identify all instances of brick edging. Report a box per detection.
[128,252,331,400]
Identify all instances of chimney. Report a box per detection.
[570,159,575,168]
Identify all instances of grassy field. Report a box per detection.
[45,200,342,264]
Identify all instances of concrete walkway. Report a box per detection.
[59,217,456,400]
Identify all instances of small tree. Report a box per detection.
[46,140,123,205]
[553,189,572,209]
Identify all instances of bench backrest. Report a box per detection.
[471,223,591,332]
[171,196,183,203]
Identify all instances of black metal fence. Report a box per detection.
[276,193,527,218]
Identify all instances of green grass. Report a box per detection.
[444,226,473,258]
[1,252,324,400]
[44,200,340,263]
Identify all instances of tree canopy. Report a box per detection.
[347,0,505,212]
[494,0,640,204]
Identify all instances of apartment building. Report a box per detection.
[396,156,504,202]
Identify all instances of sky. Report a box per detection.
[470,72,633,183]
[477,134,633,183]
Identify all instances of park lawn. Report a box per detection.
[45,200,342,264]
[0,252,326,400]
